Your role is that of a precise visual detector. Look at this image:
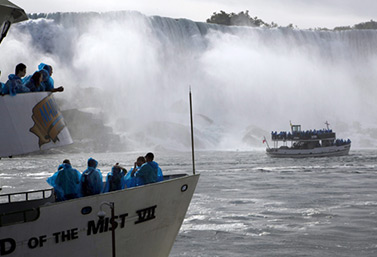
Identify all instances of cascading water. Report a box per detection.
[1,11,377,151]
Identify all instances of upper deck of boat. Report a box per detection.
[271,131,336,142]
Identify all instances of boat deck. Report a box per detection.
[0,174,187,227]
[271,132,336,141]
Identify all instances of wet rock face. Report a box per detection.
[61,108,123,153]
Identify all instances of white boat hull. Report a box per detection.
[0,174,199,257]
[0,92,73,157]
[266,144,351,158]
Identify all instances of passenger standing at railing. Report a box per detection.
[81,158,103,196]
[125,156,146,188]
[131,152,163,185]
[38,63,64,93]
[1,63,30,96]
[103,164,127,193]
[24,71,44,92]
[47,159,81,201]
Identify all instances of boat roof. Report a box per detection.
[0,0,28,24]
[0,0,28,44]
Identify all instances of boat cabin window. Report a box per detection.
[0,20,11,44]
[291,125,301,133]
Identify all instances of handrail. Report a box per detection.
[0,188,53,204]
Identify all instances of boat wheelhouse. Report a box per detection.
[265,122,351,158]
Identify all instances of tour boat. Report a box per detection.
[265,122,351,158]
[0,2,199,256]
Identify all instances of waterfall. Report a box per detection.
[1,11,377,150]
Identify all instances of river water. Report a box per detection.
[1,149,377,256]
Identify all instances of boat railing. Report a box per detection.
[271,132,336,141]
[0,174,189,204]
[0,188,53,204]
[163,174,187,180]
[0,189,54,227]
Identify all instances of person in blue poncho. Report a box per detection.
[2,63,30,96]
[145,152,164,183]
[131,152,163,186]
[46,159,81,201]
[125,156,146,188]
[38,63,64,92]
[0,82,5,95]
[81,158,104,196]
[0,70,4,95]
[103,164,127,193]
[24,71,44,92]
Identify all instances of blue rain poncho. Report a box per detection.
[103,166,126,193]
[38,63,54,91]
[148,161,164,182]
[125,167,143,188]
[81,158,104,196]
[47,163,81,201]
[0,82,5,94]
[23,74,44,92]
[156,162,164,182]
[3,74,30,96]
[133,161,162,185]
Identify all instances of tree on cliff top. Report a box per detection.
[206,10,276,28]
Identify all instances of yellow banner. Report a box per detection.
[30,95,66,147]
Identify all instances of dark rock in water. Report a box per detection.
[61,109,124,153]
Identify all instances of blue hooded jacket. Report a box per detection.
[0,82,5,94]
[103,166,126,193]
[23,74,44,92]
[81,158,104,196]
[47,163,81,201]
[133,161,162,185]
[125,166,144,188]
[4,74,30,96]
[38,63,54,91]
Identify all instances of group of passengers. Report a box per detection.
[335,139,351,146]
[271,129,334,141]
[0,63,64,96]
[46,153,163,202]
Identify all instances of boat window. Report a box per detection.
[181,184,188,192]
[0,20,11,44]
[81,206,92,215]
[291,125,301,133]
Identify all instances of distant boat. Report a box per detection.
[0,2,199,256]
[264,122,351,158]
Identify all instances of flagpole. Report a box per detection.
[263,136,270,149]
[189,87,196,175]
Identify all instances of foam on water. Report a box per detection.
[1,149,377,256]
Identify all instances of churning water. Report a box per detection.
[1,150,377,256]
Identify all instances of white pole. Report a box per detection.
[189,88,195,175]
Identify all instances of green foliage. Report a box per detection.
[333,26,351,31]
[206,10,231,26]
[207,11,377,31]
[333,20,377,31]
[353,20,377,29]
[206,10,276,28]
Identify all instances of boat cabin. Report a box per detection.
[291,124,301,133]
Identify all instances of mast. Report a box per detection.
[189,88,195,175]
